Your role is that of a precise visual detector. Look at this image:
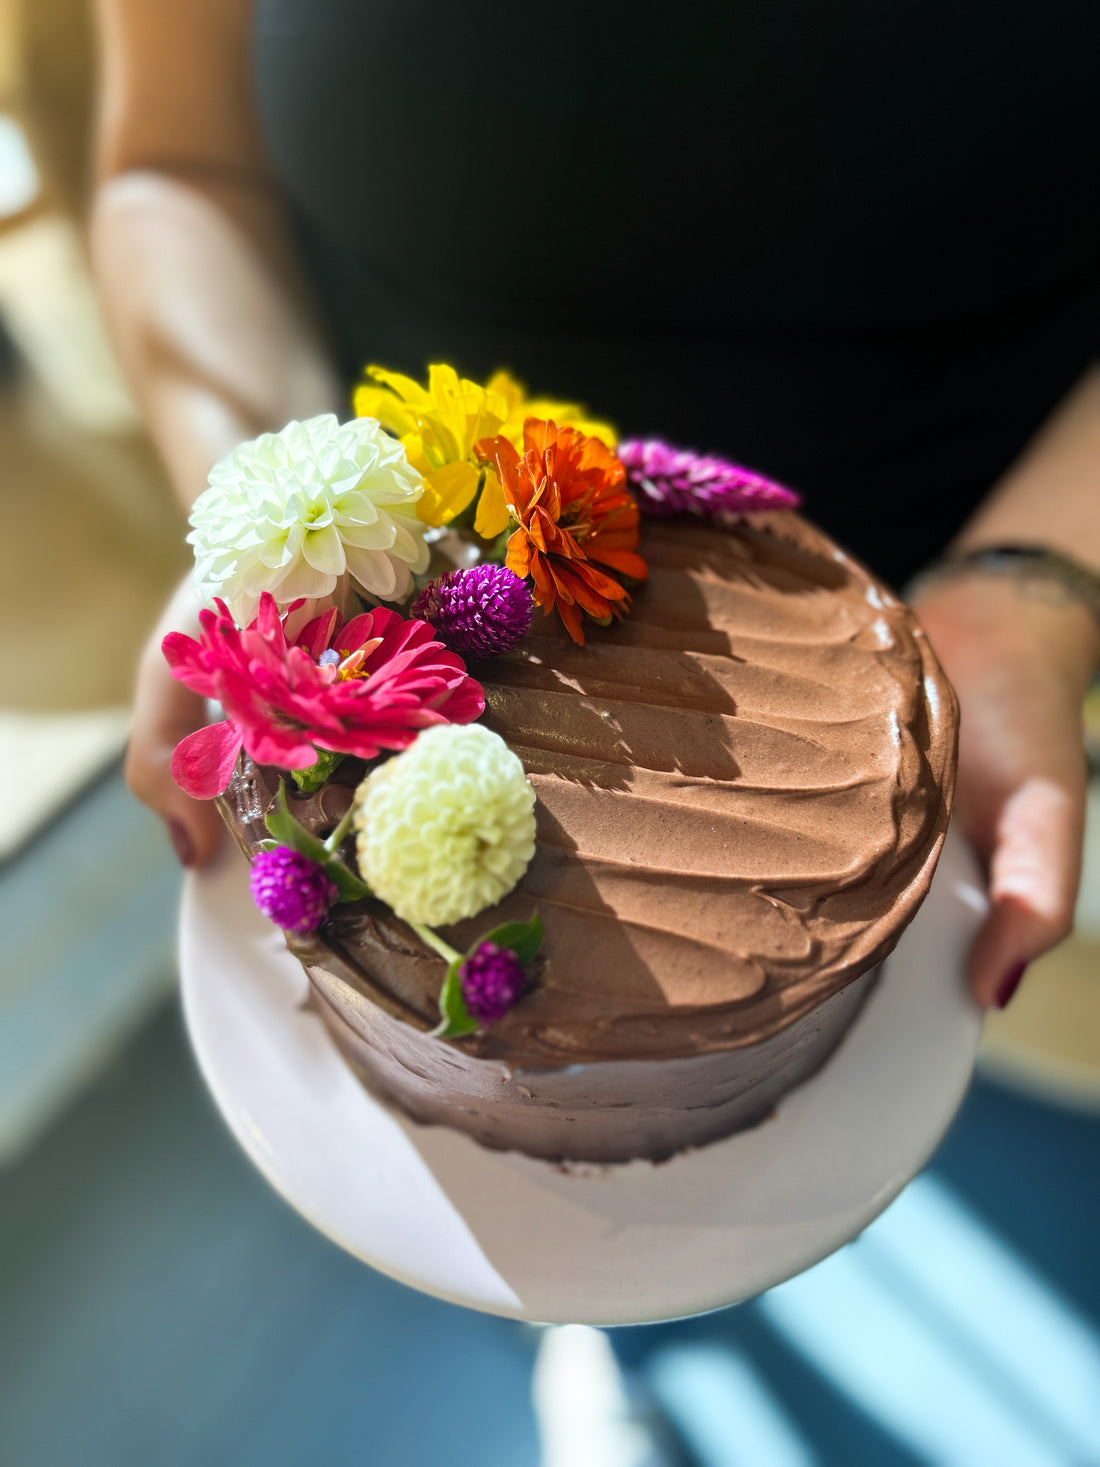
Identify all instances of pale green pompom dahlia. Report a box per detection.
[353,724,536,926]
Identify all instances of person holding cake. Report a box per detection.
[93,0,1100,1021]
[88,2,1100,1459]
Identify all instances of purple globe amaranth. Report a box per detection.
[460,942,528,1024]
[412,565,533,659]
[250,845,337,934]
[617,438,801,519]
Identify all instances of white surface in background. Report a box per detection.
[0,114,38,217]
[534,1326,659,1467]
[1074,780,1100,938]
[0,216,140,433]
[181,827,985,1325]
[0,707,130,862]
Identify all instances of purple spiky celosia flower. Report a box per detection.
[411,565,533,659]
[617,438,801,519]
[460,942,528,1024]
[250,845,338,934]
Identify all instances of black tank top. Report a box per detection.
[253,0,1100,586]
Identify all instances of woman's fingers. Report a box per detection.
[127,579,224,867]
[950,655,1090,1008]
[964,775,1084,1008]
[913,575,1096,1010]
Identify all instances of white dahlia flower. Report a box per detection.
[188,414,430,623]
[353,724,537,926]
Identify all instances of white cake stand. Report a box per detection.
[180,828,985,1326]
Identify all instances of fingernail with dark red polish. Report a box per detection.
[996,962,1027,1009]
[167,818,195,868]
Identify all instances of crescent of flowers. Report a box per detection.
[167,366,800,1035]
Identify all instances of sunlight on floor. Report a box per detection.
[754,1175,1100,1467]
[650,1343,818,1467]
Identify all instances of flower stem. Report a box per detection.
[323,805,356,854]
[409,923,463,966]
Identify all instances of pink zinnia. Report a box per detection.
[164,593,485,799]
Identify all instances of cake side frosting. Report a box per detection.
[218,510,957,1069]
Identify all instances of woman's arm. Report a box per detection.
[912,366,1100,1007]
[92,0,341,509]
[952,364,1100,564]
[92,0,343,861]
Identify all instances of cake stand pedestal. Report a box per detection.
[180,827,985,1326]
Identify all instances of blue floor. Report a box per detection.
[1,1004,1098,1467]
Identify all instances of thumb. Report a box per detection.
[127,614,225,869]
[967,775,1083,1007]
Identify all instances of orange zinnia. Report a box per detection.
[475,419,647,644]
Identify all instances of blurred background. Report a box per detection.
[1,3,1099,1464]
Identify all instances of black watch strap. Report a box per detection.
[907,544,1100,624]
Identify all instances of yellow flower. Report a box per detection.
[488,370,618,453]
[353,363,618,539]
[354,363,508,531]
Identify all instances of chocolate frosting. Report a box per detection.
[220,513,957,1068]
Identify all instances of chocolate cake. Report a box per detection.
[217,511,958,1163]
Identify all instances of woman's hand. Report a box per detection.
[127,576,224,868]
[912,573,1098,1008]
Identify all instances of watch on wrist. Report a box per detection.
[906,544,1100,628]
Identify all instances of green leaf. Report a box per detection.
[291,749,345,795]
[264,781,331,865]
[429,958,478,1039]
[262,782,371,904]
[474,911,543,965]
[263,779,298,843]
[256,838,280,853]
[324,859,371,904]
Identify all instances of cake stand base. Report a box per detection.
[180,827,985,1326]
